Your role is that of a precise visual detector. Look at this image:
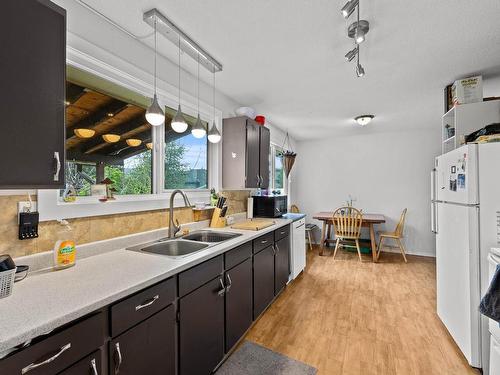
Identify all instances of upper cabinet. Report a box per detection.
[0,0,66,188]
[222,117,270,189]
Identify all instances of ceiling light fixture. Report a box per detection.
[145,17,165,126]
[192,54,206,138]
[171,37,188,133]
[343,0,369,77]
[341,0,358,19]
[102,134,121,143]
[355,115,374,126]
[208,71,221,144]
[74,128,95,139]
[126,139,142,147]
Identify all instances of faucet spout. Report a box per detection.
[168,190,192,238]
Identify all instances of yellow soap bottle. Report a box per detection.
[53,219,76,270]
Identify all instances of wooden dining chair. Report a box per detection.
[332,207,363,261]
[377,208,408,263]
[290,204,317,250]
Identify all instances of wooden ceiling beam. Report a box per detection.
[65,82,86,105]
[66,99,129,139]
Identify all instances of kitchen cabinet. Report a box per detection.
[222,116,271,189]
[0,0,66,188]
[58,350,102,375]
[110,306,175,375]
[253,245,276,319]
[225,258,253,352]
[179,277,225,375]
[275,236,291,295]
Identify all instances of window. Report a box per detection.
[164,124,208,190]
[270,144,285,191]
[64,67,153,197]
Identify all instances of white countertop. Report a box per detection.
[0,219,291,353]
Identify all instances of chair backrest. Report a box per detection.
[395,208,407,236]
[290,204,300,213]
[332,206,363,239]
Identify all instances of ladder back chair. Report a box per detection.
[377,208,408,262]
[332,207,363,261]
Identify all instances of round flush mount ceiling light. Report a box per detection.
[354,115,374,126]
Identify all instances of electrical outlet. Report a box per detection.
[18,201,38,224]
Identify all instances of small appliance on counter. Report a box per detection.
[252,194,287,218]
[0,255,29,299]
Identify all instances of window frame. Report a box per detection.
[38,47,220,221]
[269,143,286,191]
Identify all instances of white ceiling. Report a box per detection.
[75,0,500,140]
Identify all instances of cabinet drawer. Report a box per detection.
[225,242,252,269]
[58,349,102,375]
[111,277,176,337]
[0,312,106,375]
[253,232,274,254]
[179,255,223,297]
[275,225,290,241]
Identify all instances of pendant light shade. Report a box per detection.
[171,104,188,133]
[146,18,165,126]
[192,114,206,138]
[146,94,165,126]
[208,122,221,143]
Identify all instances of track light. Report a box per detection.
[356,63,365,77]
[345,47,358,62]
[341,0,358,19]
[355,28,365,44]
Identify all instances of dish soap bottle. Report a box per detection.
[53,219,76,270]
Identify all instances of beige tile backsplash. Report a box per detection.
[0,191,250,258]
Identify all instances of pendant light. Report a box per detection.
[171,37,188,133]
[208,71,221,143]
[145,18,165,126]
[191,53,206,138]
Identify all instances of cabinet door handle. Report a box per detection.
[275,244,280,253]
[114,343,122,374]
[135,295,159,311]
[256,174,261,186]
[225,274,232,293]
[22,343,71,374]
[261,239,268,244]
[271,245,276,255]
[217,278,226,297]
[53,151,61,182]
[90,358,99,375]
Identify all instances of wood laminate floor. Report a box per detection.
[245,246,479,375]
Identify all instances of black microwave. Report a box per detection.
[252,195,288,218]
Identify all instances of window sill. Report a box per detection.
[38,190,210,221]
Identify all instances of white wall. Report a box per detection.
[293,127,441,257]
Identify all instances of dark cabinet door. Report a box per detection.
[179,277,225,375]
[245,121,260,188]
[225,258,253,352]
[0,0,66,188]
[275,236,291,295]
[259,126,271,189]
[58,350,102,375]
[109,306,175,375]
[253,246,275,319]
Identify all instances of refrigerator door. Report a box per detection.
[436,202,481,367]
[436,144,478,205]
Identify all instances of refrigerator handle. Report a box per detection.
[431,202,438,234]
[430,168,437,202]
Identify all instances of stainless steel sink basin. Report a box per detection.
[132,239,209,257]
[182,230,242,243]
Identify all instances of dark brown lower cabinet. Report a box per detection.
[58,350,102,375]
[179,277,225,375]
[253,246,275,319]
[275,236,290,295]
[109,305,175,375]
[225,258,253,352]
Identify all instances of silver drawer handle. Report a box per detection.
[53,151,61,182]
[90,358,99,375]
[261,240,268,244]
[280,231,286,235]
[135,295,159,311]
[22,343,71,374]
[114,343,122,374]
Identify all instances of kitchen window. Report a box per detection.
[270,144,285,191]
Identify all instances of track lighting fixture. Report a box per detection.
[345,47,358,62]
[341,0,358,19]
[171,37,188,133]
[356,63,365,77]
[146,18,165,126]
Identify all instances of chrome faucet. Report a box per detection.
[169,190,192,238]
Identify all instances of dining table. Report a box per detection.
[312,212,386,262]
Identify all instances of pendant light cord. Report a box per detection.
[356,2,360,66]
[213,70,216,124]
[197,54,200,113]
[154,18,157,94]
[178,37,181,104]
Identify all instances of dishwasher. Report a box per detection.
[290,217,306,279]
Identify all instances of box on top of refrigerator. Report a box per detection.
[452,76,483,105]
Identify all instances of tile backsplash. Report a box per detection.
[0,191,250,258]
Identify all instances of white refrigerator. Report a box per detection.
[431,143,500,372]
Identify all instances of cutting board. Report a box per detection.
[231,219,275,231]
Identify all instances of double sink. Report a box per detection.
[127,230,242,258]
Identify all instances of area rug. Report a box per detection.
[216,341,317,375]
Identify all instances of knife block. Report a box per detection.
[210,208,226,228]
